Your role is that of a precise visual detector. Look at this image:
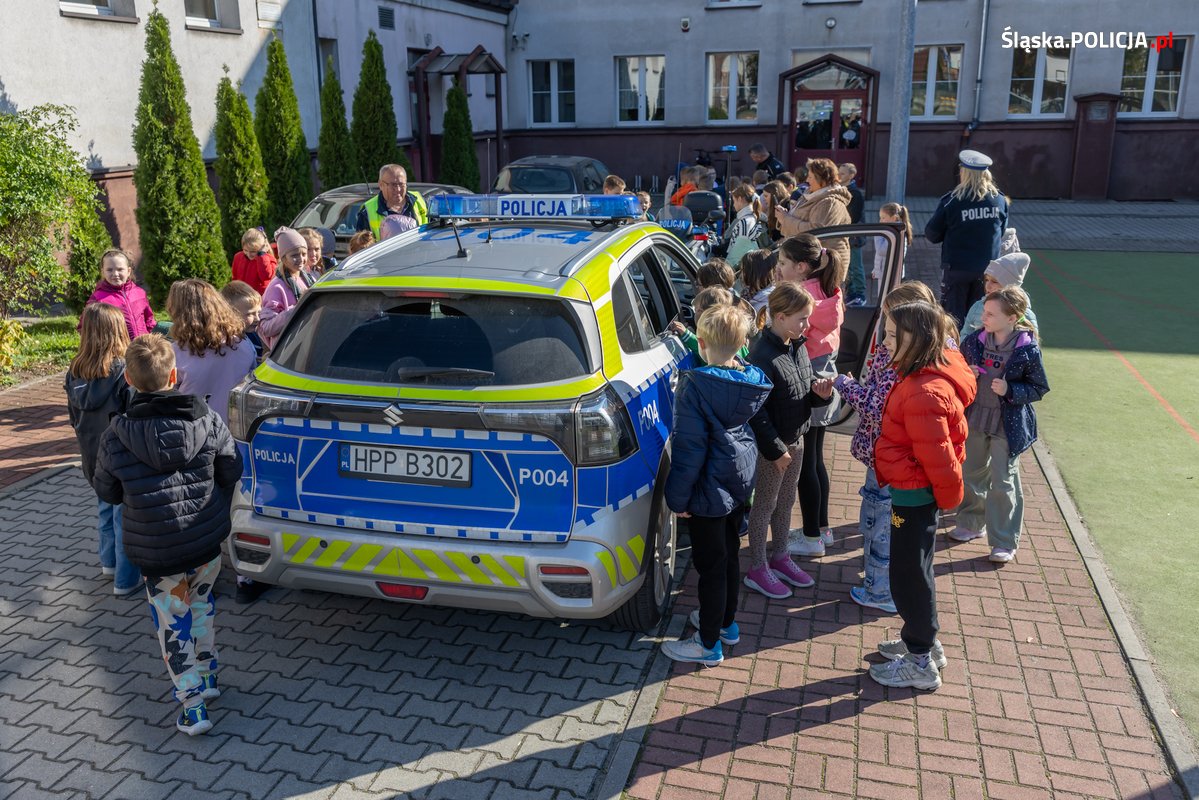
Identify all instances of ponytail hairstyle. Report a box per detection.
[758,280,814,331]
[887,302,952,376]
[70,302,129,381]
[778,233,846,297]
[730,184,762,218]
[881,202,913,244]
[986,285,1039,343]
[739,248,777,298]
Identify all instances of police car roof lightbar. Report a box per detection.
[428,194,642,221]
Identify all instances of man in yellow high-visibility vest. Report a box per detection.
[355,164,428,238]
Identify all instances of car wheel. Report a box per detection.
[608,458,676,633]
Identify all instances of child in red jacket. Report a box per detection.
[870,301,976,691]
[230,228,276,296]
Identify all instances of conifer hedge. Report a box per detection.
[214,73,269,259]
[255,37,313,232]
[131,8,226,305]
[440,80,480,192]
[351,31,411,180]
[317,57,357,190]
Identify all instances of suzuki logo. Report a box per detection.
[383,404,405,427]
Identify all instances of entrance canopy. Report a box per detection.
[410,46,506,181]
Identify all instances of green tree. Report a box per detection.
[132,8,226,305]
[439,80,480,192]
[214,71,269,259]
[0,105,99,319]
[351,30,411,181]
[64,194,114,314]
[317,57,357,190]
[255,36,313,232]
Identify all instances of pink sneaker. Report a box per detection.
[770,555,815,588]
[744,564,791,599]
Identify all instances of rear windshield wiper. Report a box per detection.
[391,367,496,383]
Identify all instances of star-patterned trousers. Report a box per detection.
[145,555,221,706]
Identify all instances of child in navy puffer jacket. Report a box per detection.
[663,305,771,667]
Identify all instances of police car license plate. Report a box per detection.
[338,443,471,487]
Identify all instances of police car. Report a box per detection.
[227,194,906,631]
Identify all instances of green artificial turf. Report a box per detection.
[1027,249,1199,740]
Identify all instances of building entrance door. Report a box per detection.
[779,56,877,187]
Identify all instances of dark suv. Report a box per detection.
[493,156,611,194]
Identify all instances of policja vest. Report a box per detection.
[364,191,428,239]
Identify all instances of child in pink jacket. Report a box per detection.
[86,249,156,340]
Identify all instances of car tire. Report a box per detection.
[608,458,676,633]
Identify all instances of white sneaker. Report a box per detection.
[662,632,723,667]
[948,527,984,542]
[819,527,834,547]
[100,566,115,577]
[989,547,1015,563]
[878,638,947,669]
[787,534,826,557]
[869,653,942,690]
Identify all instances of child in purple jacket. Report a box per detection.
[833,281,941,614]
[87,249,156,341]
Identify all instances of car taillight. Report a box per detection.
[234,532,271,547]
[692,232,709,242]
[228,379,313,440]
[575,386,637,465]
[539,565,589,576]
[377,582,429,600]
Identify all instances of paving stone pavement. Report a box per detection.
[0,469,664,800]
[625,434,1186,800]
[0,375,79,492]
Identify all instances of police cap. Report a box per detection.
[959,150,993,170]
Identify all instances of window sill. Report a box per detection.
[185,22,244,35]
[529,123,578,129]
[616,121,667,127]
[59,8,138,23]
[705,1,763,8]
[706,118,759,125]
[1117,111,1181,119]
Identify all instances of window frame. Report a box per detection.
[910,44,963,120]
[60,0,113,15]
[612,271,655,353]
[529,59,576,127]
[1119,39,1189,116]
[184,0,222,28]
[1007,46,1072,117]
[706,51,760,123]
[615,55,667,126]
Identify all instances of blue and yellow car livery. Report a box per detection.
[226,194,702,630]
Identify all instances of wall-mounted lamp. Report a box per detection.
[510,32,529,51]
[680,17,690,33]
[825,17,836,29]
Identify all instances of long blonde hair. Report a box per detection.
[950,168,1001,202]
[167,278,247,357]
[70,303,129,380]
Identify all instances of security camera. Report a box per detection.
[681,17,690,32]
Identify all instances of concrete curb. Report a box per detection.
[596,547,691,800]
[1033,439,1199,799]
[0,462,78,500]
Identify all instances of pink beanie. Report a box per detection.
[274,227,307,257]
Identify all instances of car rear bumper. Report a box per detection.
[226,493,654,619]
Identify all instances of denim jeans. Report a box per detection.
[98,499,142,591]
[846,245,867,303]
[858,468,893,604]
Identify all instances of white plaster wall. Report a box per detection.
[506,0,1196,128]
[314,0,509,137]
[0,0,321,168]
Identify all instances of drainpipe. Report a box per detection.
[311,0,322,91]
[965,0,990,144]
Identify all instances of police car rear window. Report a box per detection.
[270,292,592,386]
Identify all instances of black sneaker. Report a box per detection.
[234,580,271,604]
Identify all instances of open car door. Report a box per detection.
[807,222,908,435]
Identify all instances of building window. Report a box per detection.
[1008,46,1070,115]
[1120,39,1188,114]
[616,56,666,124]
[257,0,282,28]
[59,0,138,19]
[318,38,339,81]
[911,45,962,118]
[707,52,758,122]
[185,0,220,26]
[530,60,575,125]
[60,0,112,14]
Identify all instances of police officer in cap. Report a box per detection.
[924,149,1009,324]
